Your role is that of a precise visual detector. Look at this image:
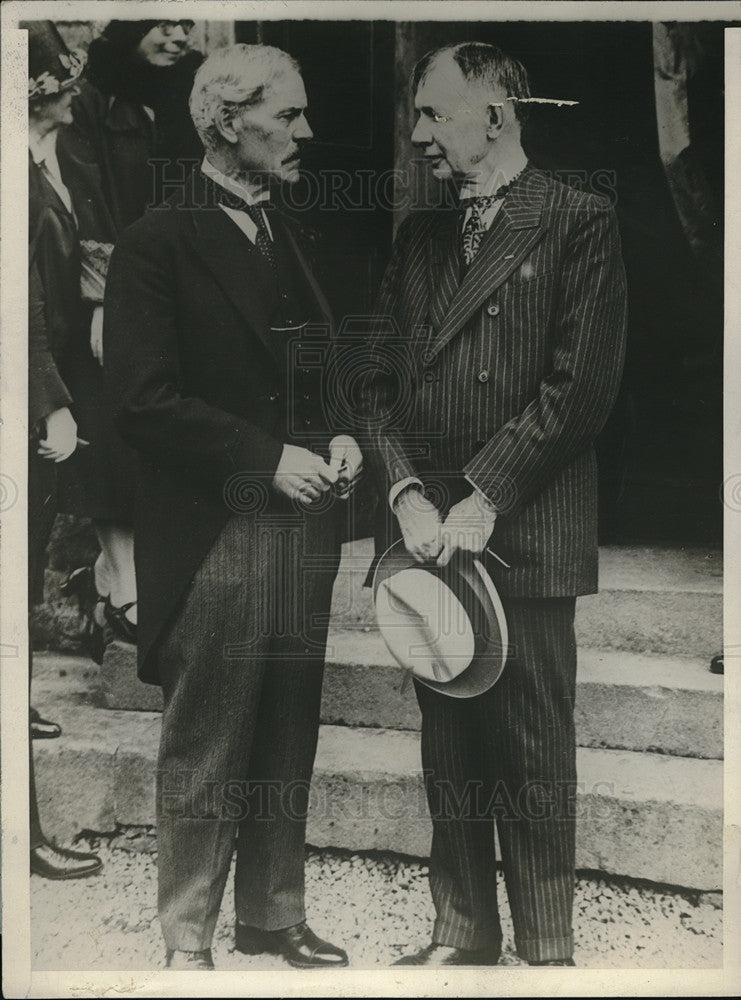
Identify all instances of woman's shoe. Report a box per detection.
[59,565,96,610]
[87,597,111,665]
[104,597,137,645]
[30,707,61,739]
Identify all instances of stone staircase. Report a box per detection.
[33,541,723,891]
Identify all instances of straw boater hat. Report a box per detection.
[373,540,509,698]
[24,20,84,102]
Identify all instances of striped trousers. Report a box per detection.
[155,507,341,952]
[414,597,577,963]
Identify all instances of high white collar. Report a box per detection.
[29,129,59,168]
[201,157,271,207]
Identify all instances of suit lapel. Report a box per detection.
[186,177,285,366]
[428,209,461,333]
[276,217,334,332]
[427,167,549,362]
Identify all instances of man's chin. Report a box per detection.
[279,163,301,184]
[430,160,454,180]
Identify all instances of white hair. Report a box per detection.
[189,43,300,151]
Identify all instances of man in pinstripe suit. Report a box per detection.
[365,42,628,966]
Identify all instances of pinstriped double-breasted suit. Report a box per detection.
[366,164,628,961]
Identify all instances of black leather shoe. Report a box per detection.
[394,942,500,967]
[30,707,61,739]
[235,920,348,968]
[529,958,576,966]
[165,949,214,970]
[710,654,724,674]
[30,841,102,880]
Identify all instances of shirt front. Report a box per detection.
[458,148,529,234]
[201,157,273,245]
[30,130,74,217]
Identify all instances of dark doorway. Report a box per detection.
[236,20,396,321]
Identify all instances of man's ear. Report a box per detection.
[214,105,240,145]
[486,101,505,137]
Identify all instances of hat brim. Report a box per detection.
[28,50,84,102]
[373,540,508,698]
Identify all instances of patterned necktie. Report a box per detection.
[201,171,276,272]
[240,202,277,273]
[459,171,524,267]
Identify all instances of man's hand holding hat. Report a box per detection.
[393,486,443,563]
[437,491,497,567]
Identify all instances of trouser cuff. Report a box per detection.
[516,932,574,963]
[433,918,502,954]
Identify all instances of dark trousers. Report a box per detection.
[155,507,341,952]
[415,596,577,963]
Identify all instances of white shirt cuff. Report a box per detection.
[389,477,424,510]
[464,475,499,514]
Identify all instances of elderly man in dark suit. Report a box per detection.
[104,43,360,970]
[365,42,628,967]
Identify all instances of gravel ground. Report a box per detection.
[30,831,721,972]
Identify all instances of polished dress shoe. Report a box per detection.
[30,707,61,740]
[235,920,348,968]
[30,841,102,880]
[394,942,500,967]
[529,957,576,966]
[165,949,214,970]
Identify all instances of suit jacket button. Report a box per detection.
[487,302,500,317]
[303,416,312,427]
[269,392,279,402]
[424,371,435,383]
[477,370,489,384]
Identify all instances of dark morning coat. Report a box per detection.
[366,165,628,597]
[103,170,335,684]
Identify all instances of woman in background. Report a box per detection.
[58,20,203,657]
[26,19,102,879]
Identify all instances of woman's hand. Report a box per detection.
[38,407,78,462]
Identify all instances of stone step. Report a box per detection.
[97,636,723,758]
[32,698,722,890]
[35,541,723,661]
[331,540,723,658]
